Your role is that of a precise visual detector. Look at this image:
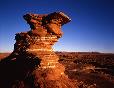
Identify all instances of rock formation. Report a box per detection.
[0,12,77,88]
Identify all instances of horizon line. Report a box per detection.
[0,50,114,54]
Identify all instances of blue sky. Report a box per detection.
[0,0,114,53]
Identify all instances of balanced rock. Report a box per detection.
[0,12,77,88]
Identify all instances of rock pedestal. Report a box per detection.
[3,12,77,88]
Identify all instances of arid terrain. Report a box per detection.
[0,52,114,88]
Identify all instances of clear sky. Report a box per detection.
[0,0,114,53]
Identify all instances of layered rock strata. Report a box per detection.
[0,12,77,88]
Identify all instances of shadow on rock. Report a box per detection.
[0,53,41,88]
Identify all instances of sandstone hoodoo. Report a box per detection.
[0,12,77,88]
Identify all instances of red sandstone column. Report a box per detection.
[13,12,77,88]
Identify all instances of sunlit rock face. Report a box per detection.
[2,12,76,88]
